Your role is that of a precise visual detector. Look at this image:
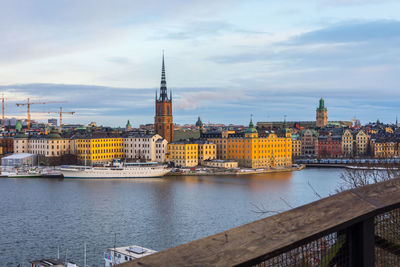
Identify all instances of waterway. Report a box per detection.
[0,168,344,266]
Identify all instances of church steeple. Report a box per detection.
[159,52,169,101]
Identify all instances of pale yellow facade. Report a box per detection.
[342,129,354,157]
[198,143,217,162]
[355,130,370,156]
[292,139,302,158]
[167,143,198,167]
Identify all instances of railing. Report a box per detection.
[117,178,400,266]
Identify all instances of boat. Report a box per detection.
[8,169,42,178]
[30,258,79,267]
[41,168,64,178]
[59,160,171,179]
[104,245,157,267]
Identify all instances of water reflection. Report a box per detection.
[0,168,343,266]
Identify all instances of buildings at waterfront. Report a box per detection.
[205,119,292,168]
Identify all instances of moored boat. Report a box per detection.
[60,161,170,179]
[104,245,157,267]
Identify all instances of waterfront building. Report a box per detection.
[227,119,292,168]
[342,129,354,157]
[196,140,217,163]
[73,133,124,165]
[317,133,342,158]
[167,142,198,167]
[124,134,167,163]
[301,129,319,156]
[316,97,328,128]
[372,140,397,158]
[14,130,74,157]
[206,119,292,168]
[205,130,234,160]
[355,130,370,156]
[202,159,238,169]
[154,54,174,143]
[291,135,302,158]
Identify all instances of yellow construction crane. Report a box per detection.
[1,94,4,126]
[16,98,65,130]
[48,107,75,128]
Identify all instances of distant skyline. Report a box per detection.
[1,0,399,127]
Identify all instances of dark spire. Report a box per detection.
[159,51,168,101]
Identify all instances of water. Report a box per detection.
[0,168,344,266]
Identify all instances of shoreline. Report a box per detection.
[166,164,306,176]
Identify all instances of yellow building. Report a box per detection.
[292,138,302,158]
[342,129,354,157]
[167,142,198,167]
[208,119,292,168]
[355,130,370,156]
[372,140,398,158]
[197,141,216,162]
[74,134,124,165]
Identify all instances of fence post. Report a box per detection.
[349,216,375,267]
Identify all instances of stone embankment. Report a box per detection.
[167,164,305,176]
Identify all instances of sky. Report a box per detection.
[0,0,400,127]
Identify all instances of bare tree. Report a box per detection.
[337,158,400,192]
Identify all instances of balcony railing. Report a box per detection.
[117,178,400,266]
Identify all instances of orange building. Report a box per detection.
[154,54,174,143]
[207,119,292,168]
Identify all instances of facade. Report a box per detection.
[205,130,235,160]
[372,140,399,158]
[167,142,198,167]
[317,134,342,158]
[124,134,167,162]
[14,131,74,157]
[154,54,174,143]
[301,129,319,156]
[342,129,354,157]
[197,141,217,162]
[0,137,14,154]
[355,130,370,156]
[316,98,328,128]
[74,134,124,164]
[291,137,302,158]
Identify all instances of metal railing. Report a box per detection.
[117,178,400,267]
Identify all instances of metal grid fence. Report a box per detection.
[251,208,400,267]
[253,232,349,267]
[375,207,400,266]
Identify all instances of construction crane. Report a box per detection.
[48,107,75,128]
[1,94,4,127]
[16,98,65,130]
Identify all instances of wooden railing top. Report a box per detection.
[117,178,400,267]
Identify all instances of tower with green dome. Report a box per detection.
[316,97,328,127]
[126,120,132,131]
[245,116,258,138]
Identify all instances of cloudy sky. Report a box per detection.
[1,0,399,127]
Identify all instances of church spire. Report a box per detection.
[159,51,168,101]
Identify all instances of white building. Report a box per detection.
[14,131,75,157]
[124,134,168,163]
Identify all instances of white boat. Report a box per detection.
[60,161,171,179]
[104,245,157,267]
